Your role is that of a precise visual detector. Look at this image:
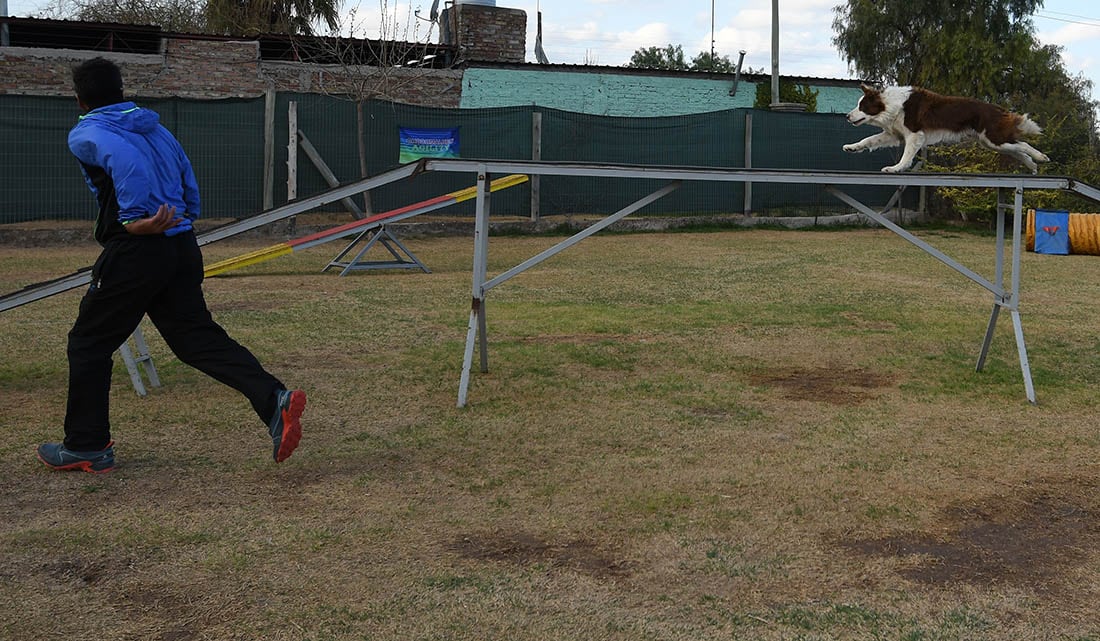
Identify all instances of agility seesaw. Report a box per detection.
[0,159,524,313]
[203,173,528,277]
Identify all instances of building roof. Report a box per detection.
[465,59,864,86]
[0,16,457,67]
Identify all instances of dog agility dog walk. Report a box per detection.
[842,84,1049,174]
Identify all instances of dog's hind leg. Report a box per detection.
[1005,146,1040,173]
[1016,141,1050,164]
[993,142,1043,173]
[882,132,925,173]
[980,135,1048,173]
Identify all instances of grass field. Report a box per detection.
[1,226,1098,640]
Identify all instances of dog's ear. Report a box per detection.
[860,83,877,94]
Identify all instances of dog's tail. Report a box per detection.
[1014,113,1042,138]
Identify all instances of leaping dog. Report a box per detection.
[842,84,1049,174]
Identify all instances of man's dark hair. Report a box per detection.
[72,57,125,110]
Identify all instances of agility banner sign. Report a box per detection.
[398,127,460,163]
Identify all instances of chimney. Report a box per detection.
[440,1,527,64]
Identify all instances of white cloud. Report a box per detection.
[337,1,434,40]
[1038,23,1098,46]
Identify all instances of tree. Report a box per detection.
[754,82,818,112]
[831,0,1042,97]
[301,1,445,216]
[690,51,737,74]
[627,44,688,71]
[39,0,341,36]
[832,0,1100,219]
[628,44,759,74]
[38,0,208,32]
[205,0,341,36]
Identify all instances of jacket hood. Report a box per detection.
[79,101,160,134]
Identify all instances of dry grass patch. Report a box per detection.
[2,227,1099,640]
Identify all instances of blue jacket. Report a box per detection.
[68,101,200,243]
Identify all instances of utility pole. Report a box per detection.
[710,0,715,62]
[770,0,779,106]
[1,0,10,48]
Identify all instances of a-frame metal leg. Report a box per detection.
[1008,186,1036,404]
[118,325,160,397]
[477,300,489,374]
[976,304,1000,372]
[974,186,1036,403]
[456,181,682,408]
[1012,309,1036,403]
[324,225,430,275]
[118,342,146,397]
[977,188,1009,372]
[458,167,492,408]
[827,183,1036,404]
[458,301,483,409]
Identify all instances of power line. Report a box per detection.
[1038,9,1100,23]
[1034,11,1100,28]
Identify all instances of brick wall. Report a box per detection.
[443,4,526,64]
[0,38,463,107]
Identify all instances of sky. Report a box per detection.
[6,0,1100,103]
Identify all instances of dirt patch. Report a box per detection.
[451,531,630,579]
[41,556,107,586]
[838,478,1100,596]
[749,366,894,405]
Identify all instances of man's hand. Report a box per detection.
[125,204,180,235]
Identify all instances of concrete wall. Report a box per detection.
[459,67,862,116]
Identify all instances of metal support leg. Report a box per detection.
[977,186,1036,402]
[118,343,147,397]
[977,188,1008,372]
[118,325,160,397]
[458,166,492,408]
[827,183,1035,404]
[458,301,481,408]
[1009,187,1037,404]
[478,300,489,373]
[1012,310,1036,403]
[976,304,1000,372]
[324,225,430,275]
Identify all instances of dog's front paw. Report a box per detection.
[881,165,904,173]
[842,144,861,153]
[1038,153,1051,163]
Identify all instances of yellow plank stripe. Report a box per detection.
[452,174,530,204]
[204,244,294,277]
[203,174,528,277]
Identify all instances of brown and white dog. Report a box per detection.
[842,84,1049,173]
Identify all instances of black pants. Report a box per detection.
[64,231,283,451]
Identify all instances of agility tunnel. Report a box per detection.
[203,173,529,277]
[1026,209,1100,255]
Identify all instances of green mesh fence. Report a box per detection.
[0,94,265,223]
[144,97,267,219]
[539,108,746,216]
[0,93,913,225]
[275,95,534,217]
[0,95,95,222]
[748,109,906,211]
